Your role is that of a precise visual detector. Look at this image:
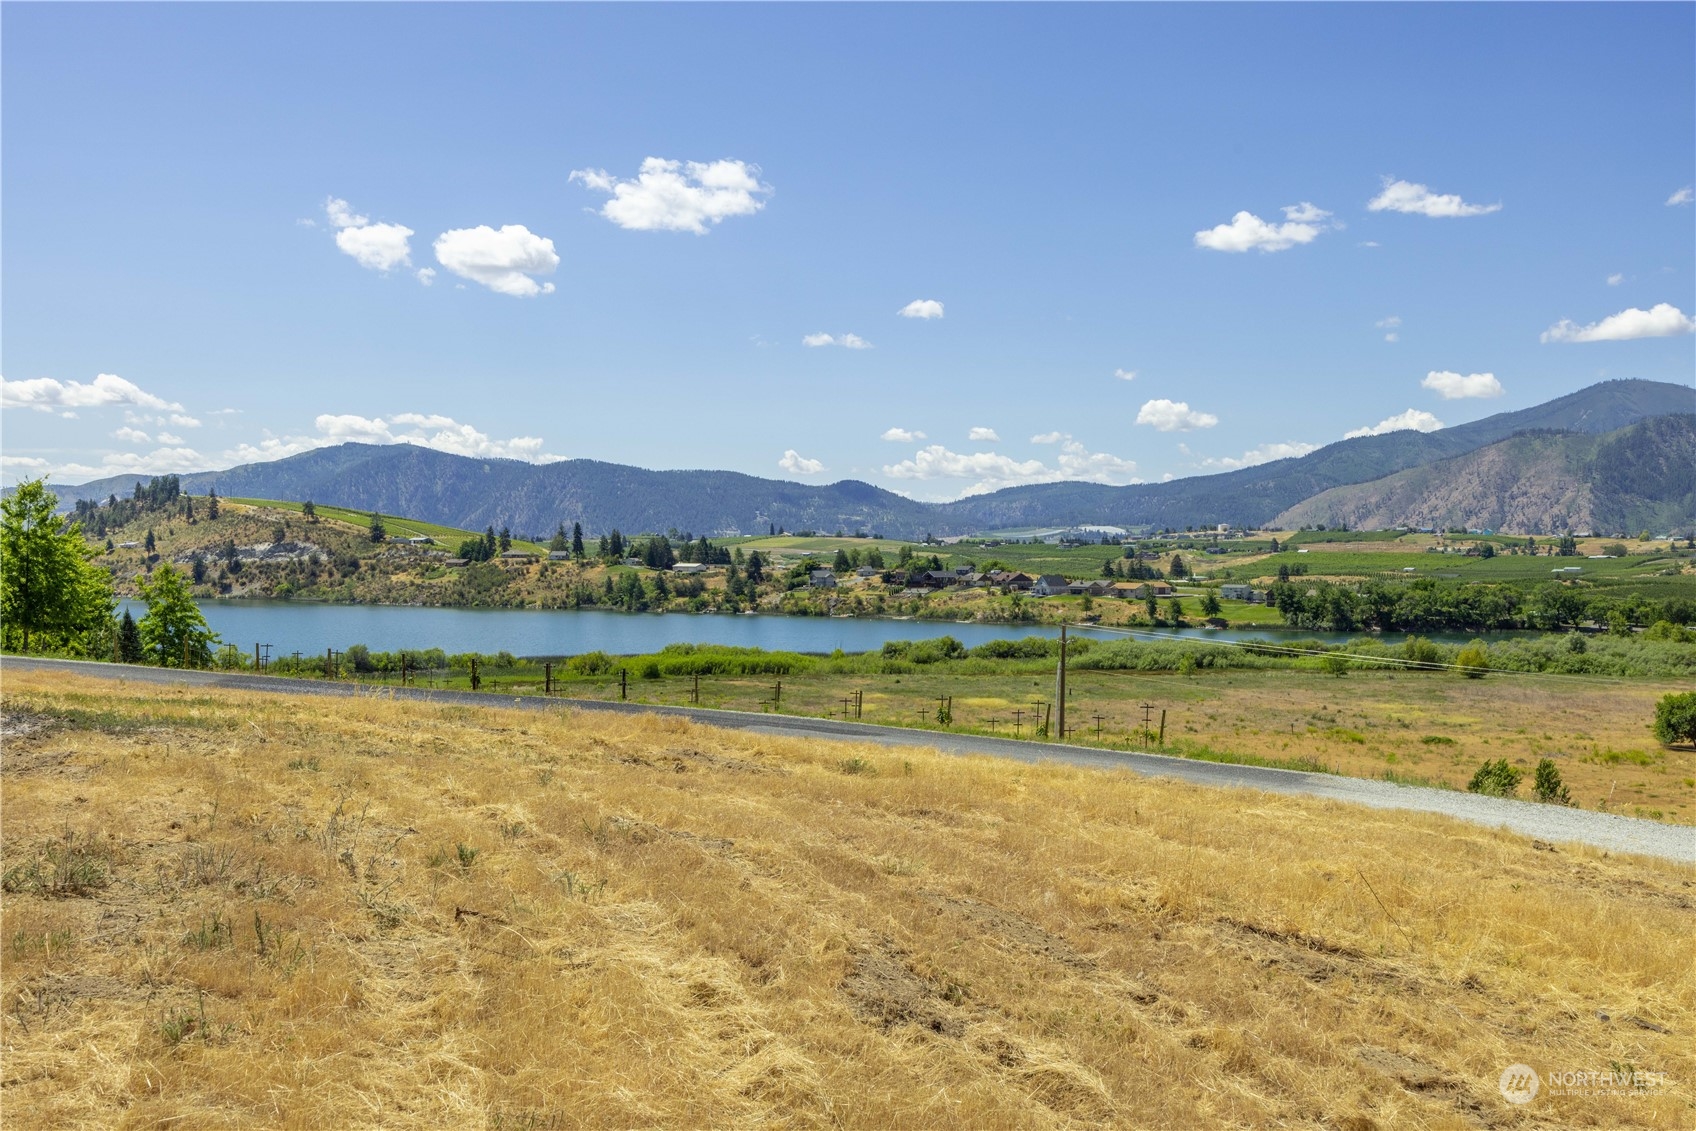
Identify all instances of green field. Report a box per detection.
[228,498,546,553]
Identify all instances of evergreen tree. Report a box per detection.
[184,497,195,521]
[207,490,219,520]
[1169,553,1187,579]
[137,565,218,668]
[116,608,145,663]
[608,530,625,559]
[1201,592,1222,617]
[745,551,765,583]
[145,528,157,554]
[369,512,387,542]
[833,548,853,572]
[550,524,569,553]
[597,533,610,558]
[191,554,208,584]
[483,526,498,560]
[571,522,584,559]
[302,500,317,521]
[499,527,512,553]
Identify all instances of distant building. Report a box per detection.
[1032,575,1072,597]
[405,535,434,545]
[673,562,708,574]
[444,558,469,568]
[855,566,879,577]
[547,550,573,561]
[809,569,837,588]
[499,550,539,563]
[1220,584,1255,602]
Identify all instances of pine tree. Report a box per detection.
[571,522,584,559]
[207,490,219,520]
[499,527,512,553]
[117,608,144,663]
[145,528,157,554]
[303,500,317,521]
[483,526,498,560]
[369,512,386,543]
[550,524,569,553]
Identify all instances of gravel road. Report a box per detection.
[7,656,1692,864]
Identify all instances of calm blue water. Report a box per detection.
[111,599,1425,657]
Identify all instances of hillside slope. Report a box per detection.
[37,379,1693,536]
[1272,413,1696,533]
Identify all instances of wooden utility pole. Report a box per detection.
[544,662,553,696]
[1055,624,1068,743]
[620,669,628,701]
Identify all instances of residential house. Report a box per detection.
[855,566,879,578]
[810,569,838,588]
[987,570,1034,592]
[499,550,539,564]
[673,562,708,574]
[1032,575,1072,597]
[1219,583,1255,602]
[547,550,573,561]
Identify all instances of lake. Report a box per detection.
[113,599,1505,658]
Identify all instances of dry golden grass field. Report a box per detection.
[2,670,1692,1129]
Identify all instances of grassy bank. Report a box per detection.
[3,672,1691,1128]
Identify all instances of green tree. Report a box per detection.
[745,550,765,583]
[1532,759,1572,805]
[368,512,386,542]
[1455,641,1490,678]
[1653,692,1696,747]
[144,528,157,554]
[206,491,220,520]
[1,480,116,654]
[571,522,584,559]
[136,565,218,668]
[302,500,317,521]
[1467,759,1521,797]
[116,608,145,663]
[483,526,499,560]
[1200,591,1222,618]
[1169,553,1187,579]
[550,524,569,553]
[834,548,853,572]
[499,527,512,553]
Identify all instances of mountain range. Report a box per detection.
[36,379,1696,538]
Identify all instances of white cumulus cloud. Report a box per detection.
[1114,368,1137,381]
[1,373,182,413]
[802,332,872,349]
[1421,370,1504,400]
[1668,187,1694,206]
[1136,399,1219,432]
[1540,303,1695,343]
[778,449,825,475]
[967,427,1001,442]
[434,225,559,297]
[898,299,945,320]
[222,412,565,466]
[1200,441,1321,471]
[417,267,437,286]
[570,158,772,234]
[1606,273,1623,286]
[883,438,1140,499]
[325,197,414,273]
[1367,177,1500,218]
[1194,206,1328,253]
[114,427,151,444]
[881,427,926,442]
[1030,431,1066,444]
[1345,409,1444,438]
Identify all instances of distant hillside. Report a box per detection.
[939,379,1694,530]
[1272,414,1696,535]
[34,379,1693,537]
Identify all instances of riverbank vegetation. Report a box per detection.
[3,671,1689,1129]
[210,635,1696,823]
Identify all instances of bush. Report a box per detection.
[1467,758,1522,797]
[1532,758,1572,805]
[1455,641,1490,679]
[1653,692,1696,747]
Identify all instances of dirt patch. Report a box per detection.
[841,943,963,1037]
[1355,1046,1489,1128]
[606,815,735,854]
[923,891,1092,969]
[614,746,780,775]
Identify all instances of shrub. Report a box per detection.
[1455,641,1490,679]
[1467,759,1521,797]
[1532,758,1572,805]
[1653,692,1696,747]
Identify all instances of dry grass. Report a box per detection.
[2,671,1692,1130]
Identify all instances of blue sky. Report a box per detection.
[4,3,1693,499]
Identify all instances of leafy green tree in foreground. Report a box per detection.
[137,565,218,668]
[1,479,116,654]
[1653,692,1696,748]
